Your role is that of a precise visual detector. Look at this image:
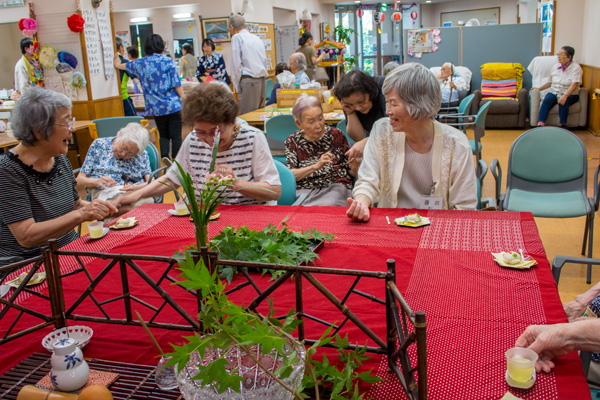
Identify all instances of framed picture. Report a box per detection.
[201,17,231,43]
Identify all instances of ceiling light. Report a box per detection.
[130,17,148,23]
[355,1,360,3]
[425,0,431,2]
[173,13,192,19]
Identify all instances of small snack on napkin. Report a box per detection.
[405,213,422,223]
[112,217,138,229]
[502,251,522,265]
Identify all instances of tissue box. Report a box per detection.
[276,88,326,108]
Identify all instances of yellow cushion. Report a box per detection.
[481,68,517,81]
[480,62,525,92]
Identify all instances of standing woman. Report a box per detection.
[179,43,198,79]
[114,34,184,159]
[296,32,324,81]
[532,46,582,127]
[197,38,231,85]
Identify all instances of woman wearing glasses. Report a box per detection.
[116,83,280,207]
[532,46,582,127]
[0,87,117,261]
[76,123,154,215]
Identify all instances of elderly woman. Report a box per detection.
[285,95,359,206]
[335,70,387,160]
[116,83,280,207]
[197,38,231,85]
[532,46,582,127]
[114,34,184,160]
[347,63,477,221]
[0,87,116,260]
[289,52,310,86]
[76,123,153,213]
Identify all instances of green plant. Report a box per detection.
[333,25,357,70]
[167,253,383,399]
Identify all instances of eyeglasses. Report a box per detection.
[191,126,220,138]
[55,117,76,130]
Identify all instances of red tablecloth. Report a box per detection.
[0,204,590,399]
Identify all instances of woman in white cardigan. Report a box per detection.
[347,63,477,221]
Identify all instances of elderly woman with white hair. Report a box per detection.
[289,52,310,86]
[0,87,117,261]
[285,94,359,206]
[76,122,154,213]
[347,63,477,221]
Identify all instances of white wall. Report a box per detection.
[421,0,518,28]
[580,0,600,67]
[554,0,584,62]
[0,23,24,90]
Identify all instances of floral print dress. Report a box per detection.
[197,53,231,85]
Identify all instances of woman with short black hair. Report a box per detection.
[197,38,231,85]
[114,34,184,159]
[296,32,324,81]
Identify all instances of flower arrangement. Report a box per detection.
[67,14,85,33]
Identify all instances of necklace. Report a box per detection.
[222,123,240,150]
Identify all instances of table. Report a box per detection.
[0,205,590,399]
[0,132,18,152]
[238,106,344,128]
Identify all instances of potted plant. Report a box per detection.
[334,25,356,71]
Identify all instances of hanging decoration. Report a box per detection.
[373,12,385,24]
[39,46,58,68]
[67,13,85,33]
[19,18,38,36]
[392,12,402,22]
[71,72,87,89]
[357,8,363,18]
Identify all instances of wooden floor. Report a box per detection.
[80,126,600,305]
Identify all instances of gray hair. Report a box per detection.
[383,61,401,76]
[292,52,307,71]
[382,63,441,120]
[291,94,322,123]
[11,86,72,146]
[114,123,149,155]
[228,15,246,31]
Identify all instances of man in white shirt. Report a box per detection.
[228,15,269,114]
[14,38,35,95]
[437,62,467,106]
[288,53,310,86]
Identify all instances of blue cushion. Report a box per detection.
[505,189,589,218]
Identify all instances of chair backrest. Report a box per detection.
[145,142,160,172]
[273,159,297,206]
[91,117,144,139]
[474,101,491,129]
[264,114,297,142]
[336,119,355,145]
[510,127,585,183]
[458,94,475,116]
[505,127,588,210]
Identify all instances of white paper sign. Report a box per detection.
[96,10,115,80]
[82,9,102,76]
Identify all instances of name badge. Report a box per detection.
[419,196,442,210]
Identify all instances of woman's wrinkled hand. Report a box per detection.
[96,176,117,189]
[315,152,333,170]
[515,323,573,373]
[345,139,367,163]
[563,299,586,322]
[80,199,118,222]
[346,197,370,222]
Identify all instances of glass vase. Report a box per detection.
[177,342,305,400]
[195,224,209,249]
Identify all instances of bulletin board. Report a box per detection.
[35,12,88,101]
[246,22,276,74]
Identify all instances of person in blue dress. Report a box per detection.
[197,38,231,85]
[114,34,184,159]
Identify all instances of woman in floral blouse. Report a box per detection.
[285,95,359,206]
[197,38,231,85]
[114,34,184,159]
[76,123,154,215]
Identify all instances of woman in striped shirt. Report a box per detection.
[116,82,281,207]
[0,87,117,261]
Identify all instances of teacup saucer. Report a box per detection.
[89,227,109,239]
[168,209,190,216]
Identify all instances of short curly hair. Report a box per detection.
[182,83,239,126]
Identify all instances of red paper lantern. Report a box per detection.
[392,12,402,22]
[67,14,85,33]
[357,9,363,18]
[411,11,418,20]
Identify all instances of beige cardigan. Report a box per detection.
[352,119,477,210]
